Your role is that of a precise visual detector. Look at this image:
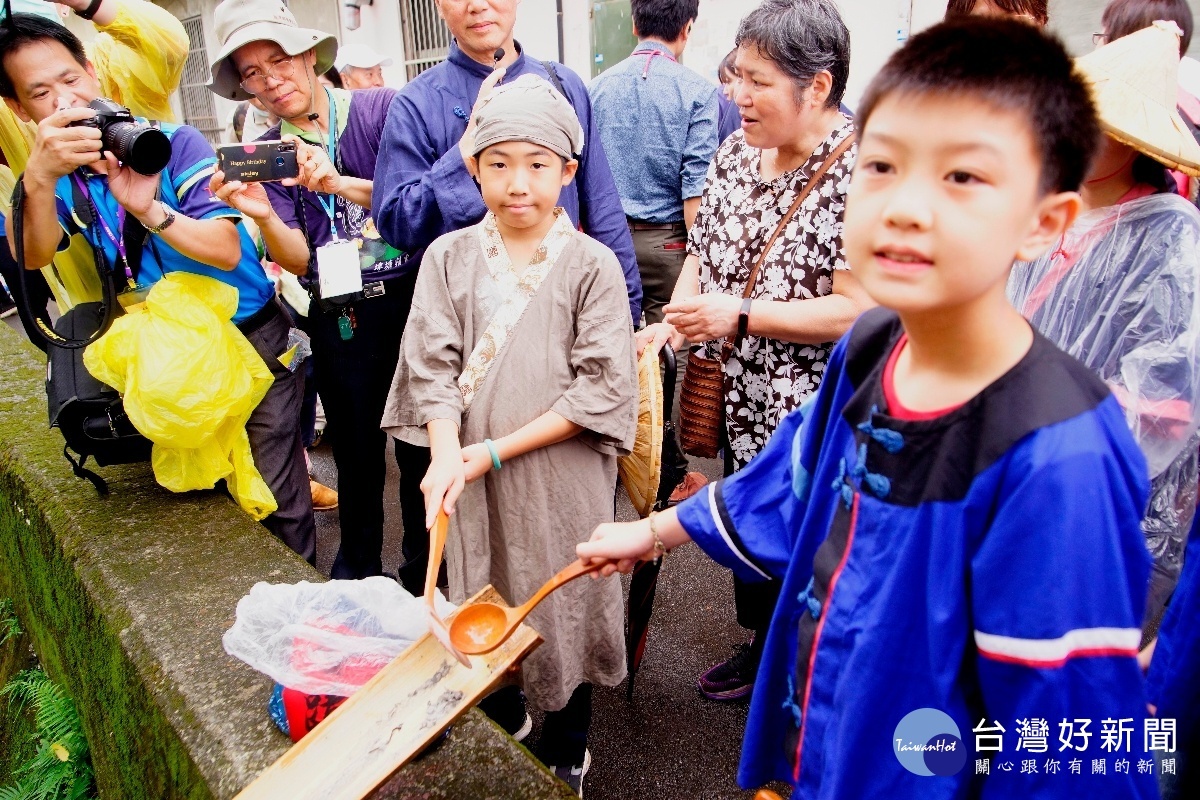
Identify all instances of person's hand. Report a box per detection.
[1138,637,1157,673]
[459,67,506,174]
[281,135,342,196]
[461,442,493,484]
[420,452,466,529]
[576,520,657,578]
[210,170,275,222]
[635,321,685,358]
[25,104,103,186]
[104,152,161,219]
[664,293,742,343]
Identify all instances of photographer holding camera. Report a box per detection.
[206,0,412,583]
[1,13,316,564]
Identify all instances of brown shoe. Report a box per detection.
[310,479,338,511]
[668,471,709,504]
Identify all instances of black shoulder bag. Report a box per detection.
[10,175,151,494]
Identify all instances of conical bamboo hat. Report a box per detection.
[618,348,664,519]
[1076,20,1200,178]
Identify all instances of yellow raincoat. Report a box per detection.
[83,273,278,520]
[0,0,188,309]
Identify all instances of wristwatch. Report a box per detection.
[77,0,105,20]
[144,202,176,235]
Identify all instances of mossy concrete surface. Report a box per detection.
[0,324,574,799]
[0,627,37,784]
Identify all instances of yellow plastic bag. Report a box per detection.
[83,273,278,520]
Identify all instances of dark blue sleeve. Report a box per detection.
[676,406,809,583]
[559,68,641,323]
[674,329,853,582]
[1146,512,1200,750]
[717,95,741,144]
[371,88,486,253]
[971,402,1157,799]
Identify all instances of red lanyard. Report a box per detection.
[633,47,677,79]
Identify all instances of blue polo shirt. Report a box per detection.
[589,40,720,224]
[54,122,273,324]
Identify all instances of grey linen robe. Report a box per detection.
[381,222,637,710]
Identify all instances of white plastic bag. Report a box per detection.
[223,578,456,697]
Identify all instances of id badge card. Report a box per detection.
[316,239,363,299]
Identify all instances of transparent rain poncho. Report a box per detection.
[1008,193,1200,586]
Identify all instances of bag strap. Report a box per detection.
[541,61,567,97]
[11,175,122,350]
[720,131,856,362]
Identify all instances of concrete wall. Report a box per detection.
[0,324,574,799]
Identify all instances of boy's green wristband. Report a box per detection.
[484,439,502,470]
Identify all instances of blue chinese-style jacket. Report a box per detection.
[676,308,1159,798]
[372,41,641,322]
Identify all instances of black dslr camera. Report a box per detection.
[69,98,172,176]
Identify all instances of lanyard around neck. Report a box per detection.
[633,46,677,78]
[72,172,133,283]
[315,86,339,240]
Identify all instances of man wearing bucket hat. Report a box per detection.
[207,0,413,583]
[1009,20,1200,631]
[335,43,391,90]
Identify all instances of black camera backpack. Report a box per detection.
[10,176,151,494]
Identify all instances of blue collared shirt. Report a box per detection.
[588,40,719,224]
[372,41,641,322]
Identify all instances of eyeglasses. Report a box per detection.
[1092,32,1109,46]
[239,55,297,94]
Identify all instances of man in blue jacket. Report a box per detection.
[372,0,641,600]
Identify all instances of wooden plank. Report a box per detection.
[234,586,542,800]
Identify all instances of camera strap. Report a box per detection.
[11,175,122,349]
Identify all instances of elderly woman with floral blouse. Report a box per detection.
[639,0,871,703]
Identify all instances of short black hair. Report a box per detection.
[718,48,738,85]
[0,13,89,100]
[945,0,1049,25]
[856,18,1099,194]
[735,0,850,109]
[631,0,698,42]
[1103,0,1193,55]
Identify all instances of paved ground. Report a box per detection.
[308,386,789,800]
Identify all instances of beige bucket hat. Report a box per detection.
[1075,20,1200,177]
[208,0,338,101]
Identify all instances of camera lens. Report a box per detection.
[276,157,285,166]
[104,121,172,175]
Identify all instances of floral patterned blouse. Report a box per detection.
[688,118,856,469]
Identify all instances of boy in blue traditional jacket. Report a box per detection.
[579,18,1159,799]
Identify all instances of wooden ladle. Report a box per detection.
[448,560,605,655]
[425,510,471,667]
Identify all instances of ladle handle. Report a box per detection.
[424,511,449,610]
[515,560,606,618]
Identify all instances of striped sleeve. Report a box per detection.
[164,125,240,221]
[676,406,808,583]
[971,409,1157,799]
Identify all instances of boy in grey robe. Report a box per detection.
[381,74,637,792]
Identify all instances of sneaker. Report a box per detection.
[697,641,759,701]
[548,748,591,797]
[512,712,532,743]
[668,471,708,504]
[0,299,16,319]
[310,479,338,511]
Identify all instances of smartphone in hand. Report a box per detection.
[217,140,299,183]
